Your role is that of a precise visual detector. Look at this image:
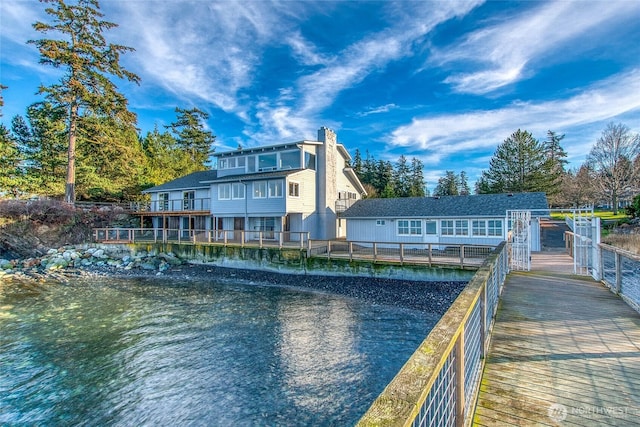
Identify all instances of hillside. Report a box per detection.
[0,199,133,259]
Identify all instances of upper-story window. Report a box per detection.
[218,157,246,170]
[218,184,231,200]
[158,192,169,211]
[305,152,316,170]
[258,153,277,171]
[269,181,283,198]
[289,182,300,197]
[183,191,195,210]
[232,183,245,199]
[280,151,300,169]
[253,181,267,199]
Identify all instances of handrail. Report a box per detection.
[131,198,211,213]
[599,242,640,314]
[357,242,509,427]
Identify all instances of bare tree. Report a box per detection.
[587,122,640,214]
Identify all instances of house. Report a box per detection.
[141,127,367,240]
[340,192,549,250]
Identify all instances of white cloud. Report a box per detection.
[435,1,640,94]
[390,69,640,159]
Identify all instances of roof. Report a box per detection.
[341,192,549,218]
[202,168,305,183]
[142,170,218,193]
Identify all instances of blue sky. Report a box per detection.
[2,0,639,189]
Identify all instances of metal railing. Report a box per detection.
[357,242,509,427]
[131,198,210,213]
[599,243,640,314]
[309,241,495,268]
[93,228,310,250]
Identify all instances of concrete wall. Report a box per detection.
[96,243,474,282]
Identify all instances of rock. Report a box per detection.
[91,249,105,258]
[47,248,58,255]
[0,259,12,269]
[140,262,157,270]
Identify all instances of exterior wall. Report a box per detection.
[286,169,317,214]
[346,216,508,247]
[316,127,338,240]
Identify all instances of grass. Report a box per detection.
[549,210,629,221]
[602,233,640,255]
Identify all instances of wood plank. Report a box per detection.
[473,267,640,427]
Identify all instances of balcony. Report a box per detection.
[335,198,356,215]
[132,198,210,214]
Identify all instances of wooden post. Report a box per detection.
[428,244,432,266]
[349,242,353,262]
[460,245,465,268]
[327,241,331,259]
[615,252,622,294]
[400,243,404,265]
[373,242,377,261]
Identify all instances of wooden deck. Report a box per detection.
[473,254,640,426]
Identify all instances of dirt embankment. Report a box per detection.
[0,199,133,259]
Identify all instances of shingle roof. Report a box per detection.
[142,170,218,193]
[341,192,549,218]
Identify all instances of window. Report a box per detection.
[398,220,422,235]
[425,220,437,235]
[253,181,267,198]
[305,152,316,170]
[280,151,301,169]
[247,155,256,172]
[183,191,195,210]
[258,153,277,171]
[218,184,231,200]
[289,182,300,197]
[268,181,283,198]
[441,220,454,236]
[218,158,227,169]
[158,192,169,211]
[237,157,246,168]
[472,220,487,236]
[376,220,386,226]
[488,220,503,236]
[455,220,468,236]
[232,183,245,199]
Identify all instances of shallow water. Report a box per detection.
[0,276,439,426]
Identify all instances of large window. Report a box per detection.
[269,181,283,198]
[488,220,503,236]
[218,184,231,200]
[253,181,267,199]
[441,220,454,236]
[258,153,277,171]
[289,182,300,197]
[398,220,422,236]
[472,220,487,236]
[280,151,300,169]
[232,183,245,199]
[158,192,169,211]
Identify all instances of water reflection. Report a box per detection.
[0,277,438,426]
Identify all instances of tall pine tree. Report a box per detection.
[29,0,140,203]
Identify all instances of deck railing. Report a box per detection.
[599,243,640,314]
[93,228,496,268]
[309,241,494,268]
[93,228,310,250]
[357,242,509,427]
[130,198,210,213]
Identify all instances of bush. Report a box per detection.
[626,194,640,218]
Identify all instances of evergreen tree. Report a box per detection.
[0,125,24,195]
[393,155,411,197]
[458,171,470,195]
[481,129,557,194]
[375,160,395,197]
[409,157,426,197]
[30,0,140,203]
[475,172,491,194]
[352,148,363,177]
[434,171,460,196]
[166,107,216,170]
[142,125,191,186]
[11,102,68,195]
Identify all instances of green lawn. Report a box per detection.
[549,210,628,221]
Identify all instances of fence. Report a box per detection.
[130,198,210,212]
[93,228,310,250]
[309,241,494,268]
[599,243,640,314]
[357,242,508,426]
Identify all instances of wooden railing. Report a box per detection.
[130,198,210,213]
[357,242,509,427]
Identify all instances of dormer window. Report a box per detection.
[258,153,277,171]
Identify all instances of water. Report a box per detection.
[0,276,440,426]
